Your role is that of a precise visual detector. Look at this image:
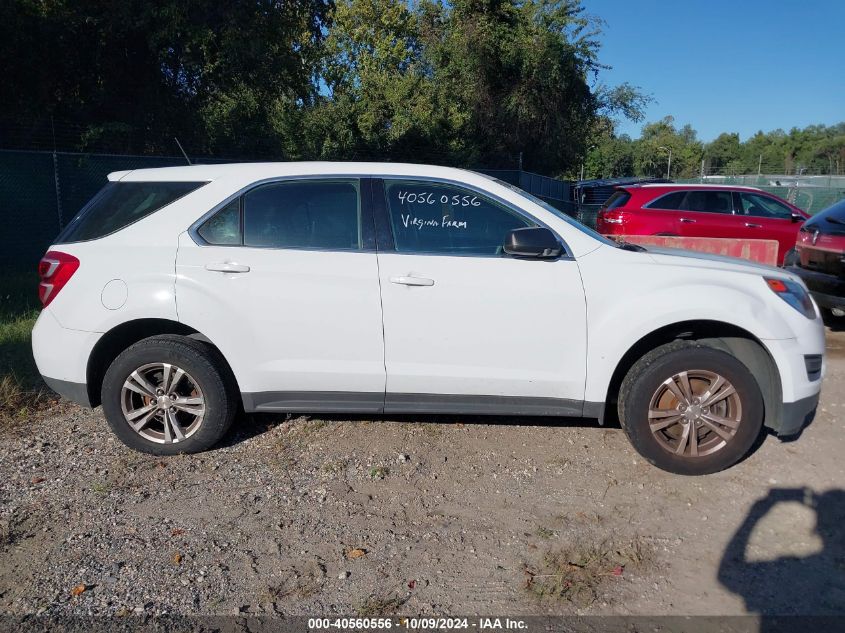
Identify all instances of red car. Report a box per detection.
[596,184,809,264]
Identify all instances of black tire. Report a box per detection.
[618,342,764,476]
[101,335,237,455]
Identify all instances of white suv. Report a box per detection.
[32,162,825,475]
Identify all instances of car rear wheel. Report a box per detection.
[618,343,764,475]
[101,335,237,455]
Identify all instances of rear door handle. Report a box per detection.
[679,218,696,224]
[205,262,250,273]
[389,275,434,287]
[744,222,762,228]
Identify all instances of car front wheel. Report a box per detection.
[618,343,764,475]
[101,335,237,455]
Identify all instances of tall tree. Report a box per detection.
[0,0,333,155]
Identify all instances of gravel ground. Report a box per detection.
[1,331,844,619]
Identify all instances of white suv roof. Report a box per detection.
[108,161,479,183]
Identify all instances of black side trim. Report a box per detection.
[42,376,92,408]
[241,391,593,419]
[242,391,384,414]
[385,393,584,417]
[370,178,395,251]
[359,178,378,251]
[581,400,606,423]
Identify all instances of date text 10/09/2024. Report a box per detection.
[307,618,529,631]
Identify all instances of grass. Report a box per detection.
[369,466,389,480]
[356,594,408,617]
[525,537,652,607]
[0,270,49,424]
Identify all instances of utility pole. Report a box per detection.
[758,154,762,176]
[700,159,705,179]
[657,146,672,179]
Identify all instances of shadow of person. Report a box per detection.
[718,488,845,630]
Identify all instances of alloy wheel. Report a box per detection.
[120,362,205,444]
[647,370,742,457]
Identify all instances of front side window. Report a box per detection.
[680,190,733,214]
[384,180,532,255]
[242,179,361,250]
[57,181,206,243]
[739,192,793,219]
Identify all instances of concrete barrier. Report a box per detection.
[612,235,780,267]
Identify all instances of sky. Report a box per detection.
[588,0,845,141]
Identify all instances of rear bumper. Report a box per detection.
[42,376,92,408]
[31,309,100,407]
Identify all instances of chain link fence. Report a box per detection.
[0,150,231,267]
[676,175,845,216]
[0,150,573,268]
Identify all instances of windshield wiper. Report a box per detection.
[615,240,647,252]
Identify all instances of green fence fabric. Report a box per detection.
[676,175,845,216]
[0,151,57,266]
[0,151,225,267]
[0,151,573,268]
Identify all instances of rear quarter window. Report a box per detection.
[56,181,206,243]
[602,190,631,210]
[645,191,686,210]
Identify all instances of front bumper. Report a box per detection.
[778,392,820,437]
[785,264,845,310]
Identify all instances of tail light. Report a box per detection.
[598,210,627,226]
[38,251,80,307]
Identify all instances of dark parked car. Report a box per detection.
[786,198,845,317]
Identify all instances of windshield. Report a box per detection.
[481,175,620,247]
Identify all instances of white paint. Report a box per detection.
[31,161,824,421]
[100,279,128,310]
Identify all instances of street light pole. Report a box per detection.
[657,146,672,179]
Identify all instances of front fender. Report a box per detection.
[579,248,796,403]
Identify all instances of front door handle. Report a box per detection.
[389,275,434,287]
[679,218,696,224]
[744,222,762,228]
[205,262,250,273]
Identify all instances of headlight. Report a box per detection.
[764,277,816,319]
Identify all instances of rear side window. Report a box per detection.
[646,191,686,210]
[242,179,361,250]
[680,190,733,214]
[197,200,241,245]
[57,181,205,243]
[603,190,631,210]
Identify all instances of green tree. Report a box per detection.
[0,0,333,155]
[633,116,703,178]
[420,0,613,173]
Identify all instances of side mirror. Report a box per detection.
[791,213,803,223]
[503,227,562,259]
